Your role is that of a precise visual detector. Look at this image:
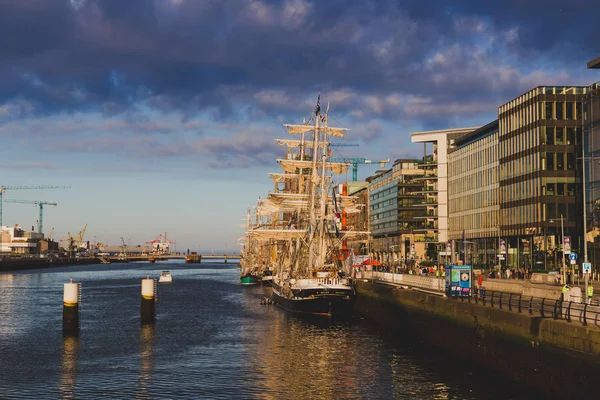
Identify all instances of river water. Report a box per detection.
[0,261,544,399]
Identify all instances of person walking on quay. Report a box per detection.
[587,282,594,305]
[560,283,569,302]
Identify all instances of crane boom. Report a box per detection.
[329,158,391,181]
[3,199,58,234]
[0,185,70,229]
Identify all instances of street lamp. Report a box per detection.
[550,215,566,284]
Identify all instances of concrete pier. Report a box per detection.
[354,279,600,399]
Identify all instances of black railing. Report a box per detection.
[449,288,600,328]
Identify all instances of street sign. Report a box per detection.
[583,262,592,273]
[569,253,577,261]
[570,259,576,265]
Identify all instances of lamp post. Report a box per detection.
[550,215,566,284]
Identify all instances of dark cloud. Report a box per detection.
[0,0,597,126]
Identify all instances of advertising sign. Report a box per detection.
[500,239,506,255]
[564,236,571,254]
[444,265,472,297]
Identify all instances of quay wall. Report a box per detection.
[354,280,600,399]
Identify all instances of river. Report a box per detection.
[0,261,544,399]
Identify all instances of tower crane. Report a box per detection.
[329,158,391,182]
[3,199,57,234]
[0,185,70,228]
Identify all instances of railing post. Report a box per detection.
[499,292,503,309]
[566,302,572,323]
[583,303,588,326]
[490,291,494,308]
[528,296,533,315]
[508,293,513,311]
[517,294,522,313]
[552,299,559,320]
[541,298,546,318]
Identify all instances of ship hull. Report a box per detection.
[271,282,354,317]
[240,274,260,286]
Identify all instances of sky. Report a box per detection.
[1,0,599,253]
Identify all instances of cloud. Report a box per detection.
[0,0,598,172]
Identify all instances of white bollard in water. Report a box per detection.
[141,276,155,300]
[63,278,79,307]
[63,277,80,334]
[141,275,156,324]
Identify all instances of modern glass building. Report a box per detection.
[498,86,587,271]
[448,120,500,268]
[367,159,429,265]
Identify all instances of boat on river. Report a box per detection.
[159,270,172,283]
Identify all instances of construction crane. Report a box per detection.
[0,185,70,228]
[329,158,391,182]
[146,232,175,255]
[60,223,87,250]
[48,227,55,241]
[3,199,57,235]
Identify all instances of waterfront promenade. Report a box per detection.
[353,271,600,399]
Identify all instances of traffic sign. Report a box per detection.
[570,259,576,265]
[569,253,577,261]
[583,262,592,273]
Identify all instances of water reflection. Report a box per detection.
[137,324,154,399]
[59,334,79,399]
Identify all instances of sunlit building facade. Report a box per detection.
[498,86,586,270]
[448,121,500,268]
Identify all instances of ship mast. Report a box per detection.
[307,100,320,270]
[318,117,328,269]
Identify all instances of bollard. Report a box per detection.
[141,275,156,325]
[63,277,80,334]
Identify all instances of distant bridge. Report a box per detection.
[103,254,241,263]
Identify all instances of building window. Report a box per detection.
[566,102,573,120]
[557,183,565,196]
[567,183,576,196]
[546,152,555,170]
[547,183,555,195]
[567,154,575,170]
[556,128,564,145]
[545,102,553,120]
[556,102,563,120]
[546,127,554,145]
[566,128,575,145]
[556,153,565,170]
[558,203,567,217]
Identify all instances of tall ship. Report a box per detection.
[247,95,370,316]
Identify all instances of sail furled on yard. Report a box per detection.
[275,139,329,148]
[283,124,349,138]
[277,159,350,175]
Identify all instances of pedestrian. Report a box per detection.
[588,282,594,305]
[560,283,569,302]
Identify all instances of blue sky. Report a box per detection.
[1,0,599,252]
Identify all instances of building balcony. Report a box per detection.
[413,227,439,233]
[412,188,438,194]
[412,175,438,181]
[414,235,439,243]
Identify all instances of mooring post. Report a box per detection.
[63,277,80,334]
[141,275,156,325]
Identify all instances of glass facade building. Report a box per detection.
[448,121,500,268]
[498,86,586,270]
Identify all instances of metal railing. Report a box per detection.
[355,270,600,328]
